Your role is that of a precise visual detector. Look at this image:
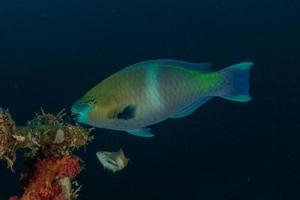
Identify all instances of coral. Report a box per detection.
[0,108,92,200]
[10,156,80,200]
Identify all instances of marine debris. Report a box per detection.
[96,149,129,173]
[0,108,92,200]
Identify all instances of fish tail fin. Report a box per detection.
[219,62,253,102]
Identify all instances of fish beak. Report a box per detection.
[71,100,95,124]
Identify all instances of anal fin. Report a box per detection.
[127,128,154,138]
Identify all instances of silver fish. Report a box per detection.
[96,149,129,173]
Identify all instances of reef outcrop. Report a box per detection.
[0,108,92,200]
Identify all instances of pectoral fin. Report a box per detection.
[117,105,136,120]
[127,128,154,138]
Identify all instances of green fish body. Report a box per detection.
[72,59,252,137]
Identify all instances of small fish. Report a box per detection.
[72,59,252,137]
[96,149,129,173]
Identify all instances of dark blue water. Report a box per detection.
[0,0,299,199]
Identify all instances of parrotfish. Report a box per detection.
[72,59,252,137]
[96,149,129,173]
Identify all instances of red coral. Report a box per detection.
[10,155,80,200]
[57,156,80,178]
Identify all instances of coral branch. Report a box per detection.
[0,108,19,170]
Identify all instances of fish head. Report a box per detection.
[71,93,119,128]
[71,97,97,124]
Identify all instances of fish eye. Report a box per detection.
[72,98,96,115]
[84,98,97,105]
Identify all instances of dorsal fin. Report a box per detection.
[142,59,212,72]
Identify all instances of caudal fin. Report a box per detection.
[220,62,253,102]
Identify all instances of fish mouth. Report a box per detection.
[71,100,96,123]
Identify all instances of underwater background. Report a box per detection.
[0,0,299,199]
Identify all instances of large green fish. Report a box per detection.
[72,59,252,137]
